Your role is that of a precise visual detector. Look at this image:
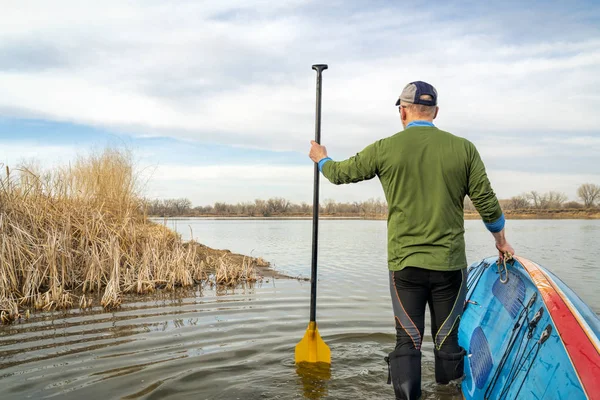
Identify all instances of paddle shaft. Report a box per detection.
[310,64,328,323]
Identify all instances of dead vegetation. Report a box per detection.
[0,149,268,324]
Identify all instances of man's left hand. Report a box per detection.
[309,140,328,163]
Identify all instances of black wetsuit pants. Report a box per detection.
[387,267,467,400]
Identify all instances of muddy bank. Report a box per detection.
[189,242,293,281]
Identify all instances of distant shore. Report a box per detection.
[487,209,600,220]
[151,208,600,220]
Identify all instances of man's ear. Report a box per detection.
[433,107,439,120]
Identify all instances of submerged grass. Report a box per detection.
[0,149,264,324]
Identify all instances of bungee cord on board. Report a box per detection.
[495,309,547,400]
[483,293,537,400]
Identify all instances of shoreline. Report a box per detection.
[191,242,294,281]
[150,210,600,220]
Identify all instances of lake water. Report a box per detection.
[1,219,598,399]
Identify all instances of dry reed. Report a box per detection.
[0,149,262,324]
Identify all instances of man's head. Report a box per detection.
[395,81,439,128]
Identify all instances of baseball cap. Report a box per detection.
[395,81,438,106]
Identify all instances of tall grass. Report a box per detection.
[0,149,259,324]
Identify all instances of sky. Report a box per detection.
[0,0,599,206]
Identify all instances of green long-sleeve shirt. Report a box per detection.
[321,125,502,271]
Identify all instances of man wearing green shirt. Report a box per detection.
[308,81,515,400]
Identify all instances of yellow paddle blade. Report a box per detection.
[295,321,331,364]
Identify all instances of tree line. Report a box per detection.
[144,197,388,217]
[145,183,600,217]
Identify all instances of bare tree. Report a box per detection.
[525,191,567,209]
[577,183,600,207]
[563,201,584,209]
[299,202,311,214]
[214,202,232,214]
[144,198,193,216]
[173,198,192,215]
[265,197,290,215]
[280,198,291,213]
[361,198,376,214]
[526,191,542,209]
[374,198,387,214]
[253,199,267,216]
[336,202,352,214]
[509,195,530,210]
[243,201,257,216]
[323,198,337,214]
[544,191,567,209]
[195,205,213,214]
[164,198,176,213]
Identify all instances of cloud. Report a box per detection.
[0,142,78,168]
[542,136,600,151]
[0,40,69,72]
[0,1,599,155]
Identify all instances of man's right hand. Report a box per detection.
[492,229,515,260]
[496,240,515,261]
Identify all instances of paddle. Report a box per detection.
[295,64,331,365]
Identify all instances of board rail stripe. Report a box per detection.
[516,256,600,400]
[539,267,600,352]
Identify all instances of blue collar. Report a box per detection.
[406,120,435,128]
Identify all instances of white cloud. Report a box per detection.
[542,136,600,151]
[0,142,78,168]
[0,1,599,155]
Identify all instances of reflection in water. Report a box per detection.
[215,281,257,296]
[296,362,332,399]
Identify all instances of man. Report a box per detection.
[308,81,515,400]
